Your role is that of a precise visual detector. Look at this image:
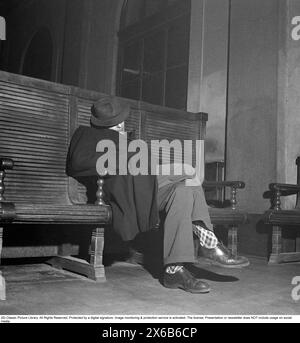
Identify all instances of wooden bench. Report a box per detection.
[0,71,247,299]
[264,157,300,264]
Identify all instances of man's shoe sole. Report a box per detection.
[164,282,211,294]
[197,257,250,268]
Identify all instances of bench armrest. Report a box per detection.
[269,183,300,193]
[268,183,300,210]
[0,158,14,172]
[203,181,245,189]
[202,180,245,210]
[0,158,14,202]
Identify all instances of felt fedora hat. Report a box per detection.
[90,96,130,128]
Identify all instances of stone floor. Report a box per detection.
[0,257,300,316]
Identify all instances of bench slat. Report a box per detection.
[265,209,300,226]
[209,208,247,226]
[0,77,70,205]
[13,204,111,224]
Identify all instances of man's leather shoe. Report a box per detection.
[198,242,250,268]
[163,266,210,293]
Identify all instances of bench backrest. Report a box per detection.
[0,71,207,205]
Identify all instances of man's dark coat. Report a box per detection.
[66,126,159,241]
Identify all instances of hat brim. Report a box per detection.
[90,106,130,128]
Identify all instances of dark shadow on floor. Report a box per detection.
[132,229,164,280]
[186,263,239,282]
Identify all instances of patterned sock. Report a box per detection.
[165,265,184,274]
[193,224,218,249]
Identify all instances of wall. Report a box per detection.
[227,0,300,213]
[277,0,300,209]
[74,0,123,94]
[225,0,300,257]
[4,0,230,128]
[2,0,122,92]
[61,0,85,86]
[226,0,279,213]
[5,0,67,82]
[188,0,229,164]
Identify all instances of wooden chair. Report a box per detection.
[264,157,300,264]
[203,180,246,256]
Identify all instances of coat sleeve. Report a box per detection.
[66,127,100,177]
[66,127,135,177]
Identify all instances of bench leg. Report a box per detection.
[88,227,106,282]
[268,225,282,264]
[0,226,6,300]
[228,226,238,256]
[296,236,300,253]
[48,227,106,282]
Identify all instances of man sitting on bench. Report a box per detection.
[66,96,249,294]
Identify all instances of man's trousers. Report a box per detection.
[158,182,213,266]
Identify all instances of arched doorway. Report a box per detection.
[22,27,53,81]
[117,0,191,110]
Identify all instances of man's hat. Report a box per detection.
[90,96,130,128]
